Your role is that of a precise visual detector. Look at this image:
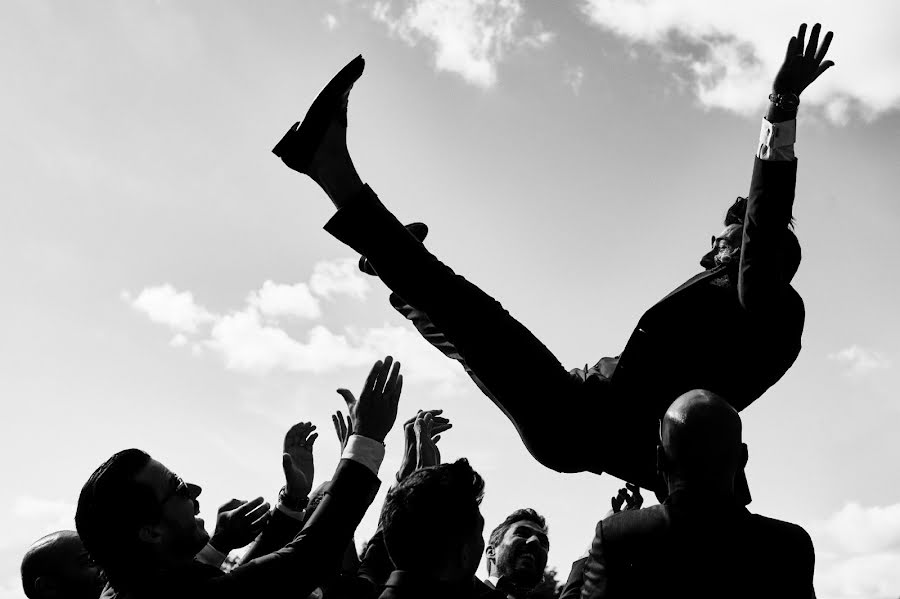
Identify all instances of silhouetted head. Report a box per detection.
[699,197,801,282]
[75,449,207,592]
[381,459,486,583]
[657,390,748,496]
[21,530,103,599]
[485,508,549,589]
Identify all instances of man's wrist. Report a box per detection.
[279,486,309,511]
[207,536,233,555]
[766,101,797,124]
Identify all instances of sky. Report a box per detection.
[1,1,899,597]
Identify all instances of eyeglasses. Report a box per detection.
[159,476,197,505]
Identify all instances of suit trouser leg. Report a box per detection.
[325,186,652,479]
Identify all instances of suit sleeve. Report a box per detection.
[558,557,588,599]
[737,157,799,313]
[238,507,304,564]
[196,458,380,599]
[580,521,611,599]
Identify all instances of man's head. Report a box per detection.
[381,459,486,582]
[700,197,801,281]
[75,449,208,591]
[485,509,549,589]
[657,390,748,495]
[21,530,103,599]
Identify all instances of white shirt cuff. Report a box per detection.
[757,117,796,161]
[275,502,306,521]
[343,434,385,475]
[196,542,227,569]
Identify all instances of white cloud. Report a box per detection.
[124,284,215,333]
[371,0,554,87]
[564,64,585,95]
[309,257,370,301]
[248,280,322,320]
[822,502,900,555]
[812,501,900,599]
[828,345,891,376]
[323,13,339,31]
[579,0,900,123]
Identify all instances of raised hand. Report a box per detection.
[336,356,403,443]
[772,23,834,96]
[209,497,271,553]
[414,411,443,469]
[331,410,353,454]
[396,409,452,482]
[610,483,644,514]
[282,421,318,501]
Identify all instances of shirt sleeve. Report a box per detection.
[195,542,228,569]
[757,118,796,161]
[343,434,386,475]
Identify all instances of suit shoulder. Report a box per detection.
[601,505,670,541]
[748,514,813,550]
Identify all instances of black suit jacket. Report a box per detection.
[378,571,505,599]
[577,490,815,599]
[119,459,379,599]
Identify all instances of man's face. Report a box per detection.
[490,520,549,586]
[700,224,743,269]
[134,459,209,559]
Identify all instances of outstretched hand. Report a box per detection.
[332,410,353,454]
[772,23,834,96]
[282,421,317,500]
[396,409,451,481]
[336,356,403,443]
[414,411,444,470]
[210,497,271,553]
[610,483,643,514]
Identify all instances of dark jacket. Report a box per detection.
[116,459,380,599]
[378,571,505,599]
[576,490,815,599]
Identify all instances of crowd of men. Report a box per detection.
[21,21,834,599]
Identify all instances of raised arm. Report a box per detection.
[738,23,834,312]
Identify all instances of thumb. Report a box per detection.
[282,453,295,475]
[336,388,356,408]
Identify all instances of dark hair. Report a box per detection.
[20,531,75,599]
[75,449,159,592]
[487,508,548,550]
[381,459,485,572]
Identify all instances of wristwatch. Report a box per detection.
[278,486,309,511]
[768,92,800,111]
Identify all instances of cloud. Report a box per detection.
[564,64,585,95]
[828,345,891,376]
[579,0,900,123]
[309,257,370,301]
[0,496,76,550]
[323,13,339,31]
[127,258,463,384]
[812,501,900,599]
[371,0,553,87]
[248,280,322,320]
[124,284,215,333]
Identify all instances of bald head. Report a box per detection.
[21,530,102,599]
[659,390,745,487]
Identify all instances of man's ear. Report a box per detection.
[138,523,163,545]
[656,445,669,476]
[33,576,58,597]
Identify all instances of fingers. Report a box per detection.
[815,61,834,80]
[234,496,267,516]
[805,23,819,59]
[244,498,271,522]
[431,434,441,444]
[374,356,393,394]
[307,432,318,448]
[282,452,295,474]
[284,422,316,450]
[362,360,383,395]
[796,23,807,56]
[218,498,243,513]
[336,388,356,408]
[815,29,833,63]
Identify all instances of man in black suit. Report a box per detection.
[75,357,402,599]
[483,509,550,599]
[272,24,833,492]
[573,389,815,598]
[378,458,505,599]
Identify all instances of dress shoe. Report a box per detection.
[359,222,429,276]
[272,55,365,174]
